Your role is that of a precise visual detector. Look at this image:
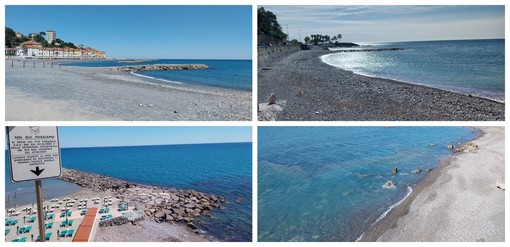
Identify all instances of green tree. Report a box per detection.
[5,27,17,48]
[258,7,287,42]
[304,36,310,44]
[337,34,342,42]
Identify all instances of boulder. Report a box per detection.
[447,144,455,150]
[496,178,505,190]
[268,93,277,105]
[411,169,421,174]
[383,180,396,189]
[391,167,398,174]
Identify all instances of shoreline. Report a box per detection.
[5,59,251,121]
[258,49,504,120]
[320,52,504,103]
[5,168,225,242]
[360,126,504,241]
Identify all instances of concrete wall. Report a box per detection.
[258,45,300,68]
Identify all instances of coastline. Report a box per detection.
[5,59,251,121]
[5,168,227,242]
[258,49,504,121]
[360,126,505,241]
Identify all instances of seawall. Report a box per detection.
[258,45,301,69]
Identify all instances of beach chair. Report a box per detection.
[99,208,104,214]
[36,235,41,242]
[60,211,66,217]
[29,216,36,223]
[60,229,67,238]
[11,219,18,226]
[24,226,32,233]
[67,211,72,217]
[107,214,113,219]
[81,210,87,216]
[45,232,52,241]
[5,228,10,235]
[18,226,26,234]
[60,221,67,227]
[12,237,20,242]
[5,219,12,226]
[49,213,54,219]
[101,215,106,220]
[66,229,74,237]
[68,220,74,226]
[18,237,27,242]
[46,222,53,229]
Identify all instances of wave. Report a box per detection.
[129,71,183,85]
[355,185,413,242]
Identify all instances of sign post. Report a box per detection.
[7,126,62,242]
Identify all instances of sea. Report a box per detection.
[321,39,504,102]
[5,142,252,242]
[258,127,479,242]
[64,59,252,91]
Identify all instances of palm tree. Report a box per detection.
[337,34,342,42]
[304,36,310,44]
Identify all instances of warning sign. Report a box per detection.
[7,126,62,183]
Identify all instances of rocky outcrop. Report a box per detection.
[447,142,479,153]
[383,180,396,189]
[411,169,421,174]
[391,167,398,174]
[60,169,224,228]
[258,94,286,121]
[114,64,208,72]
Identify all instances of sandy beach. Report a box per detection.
[5,59,251,121]
[361,126,505,241]
[258,50,504,121]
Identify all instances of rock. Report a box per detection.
[427,144,435,147]
[411,169,421,174]
[391,167,398,174]
[268,93,277,105]
[383,180,396,189]
[139,103,144,107]
[154,210,165,219]
[496,178,505,190]
[458,142,479,153]
[447,144,455,150]
[258,101,286,121]
[115,64,209,72]
[187,222,198,229]
[174,110,178,113]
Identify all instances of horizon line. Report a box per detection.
[60,141,252,149]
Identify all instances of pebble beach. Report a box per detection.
[258,49,504,121]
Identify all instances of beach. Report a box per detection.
[361,126,505,241]
[5,168,226,242]
[5,59,252,121]
[258,49,504,121]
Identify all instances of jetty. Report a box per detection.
[330,47,404,52]
[114,64,209,72]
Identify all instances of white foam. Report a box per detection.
[129,71,183,85]
[355,185,413,242]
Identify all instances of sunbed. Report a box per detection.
[66,229,74,237]
[60,229,67,238]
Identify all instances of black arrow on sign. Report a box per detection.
[31,166,45,176]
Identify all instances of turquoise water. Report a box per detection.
[258,127,479,242]
[65,59,252,91]
[6,142,252,241]
[321,39,504,102]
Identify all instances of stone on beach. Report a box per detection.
[411,169,421,174]
[496,178,505,190]
[258,100,286,121]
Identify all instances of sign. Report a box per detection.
[7,126,62,183]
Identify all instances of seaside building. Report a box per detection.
[46,30,56,43]
[15,32,23,38]
[15,40,105,59]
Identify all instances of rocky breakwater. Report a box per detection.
[114,64,209,72]
[60,169,224,230]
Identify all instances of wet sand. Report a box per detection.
[361,126,505,241]
[5,59,251,121]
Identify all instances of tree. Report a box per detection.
[337,34,342,42]
[5,27,17,48]
[258,7,287,42]
[304,36,310,44]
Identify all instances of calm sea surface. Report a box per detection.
[65,59,252,91]
[258,127,478,241]
[5,142,252,241]
[321,39,504,102]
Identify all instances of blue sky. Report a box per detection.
[263,5,505,43]
[56,127,252,148]
[6,5,252,59]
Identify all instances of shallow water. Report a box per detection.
[258,127,478,241]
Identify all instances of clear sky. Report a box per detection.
[57,127,252,148]
[6,5,252,59]
[262,5,505,43]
